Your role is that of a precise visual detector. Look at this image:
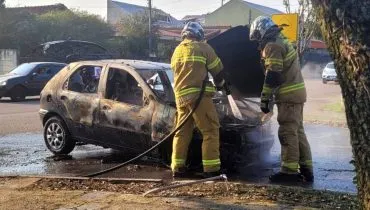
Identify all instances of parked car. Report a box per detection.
[322,62,337,84]
[0,62,67,101]
[21,40,114,64]
[39,60,274,171]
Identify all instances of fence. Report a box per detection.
[0,49,18,75]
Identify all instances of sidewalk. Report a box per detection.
[0,177,358,210]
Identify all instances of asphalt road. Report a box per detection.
[0,97,42,136]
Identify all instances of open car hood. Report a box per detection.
[207,26,265,98]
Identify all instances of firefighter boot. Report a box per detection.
[300,167,314,182]
[173,167,195,179]
[269,172,304,183]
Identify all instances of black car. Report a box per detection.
[21,40,114,64]
[0,62,67,101]
[39,60,274,171]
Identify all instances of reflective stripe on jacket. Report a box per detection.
[261,34,307,103]
[171,39,223,106]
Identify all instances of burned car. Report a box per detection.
[39,59,274,171]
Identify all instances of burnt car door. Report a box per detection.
[57,64,105,142]
[96,64,176,153]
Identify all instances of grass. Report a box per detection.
[322,100,345,113]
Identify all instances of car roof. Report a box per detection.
[23,62,67,66]
[73,59,171,71]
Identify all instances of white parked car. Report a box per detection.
[322,62,337,84]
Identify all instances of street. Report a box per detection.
[0,79,356,193]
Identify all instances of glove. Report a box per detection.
[260,99,270,114]
[215,79,225,91]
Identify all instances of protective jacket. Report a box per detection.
[261,34,306,103]
[171,38,223,106]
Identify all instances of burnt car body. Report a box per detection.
[21,40,114,64]
[39,59,274,171]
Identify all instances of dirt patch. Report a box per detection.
[18,177,359,209]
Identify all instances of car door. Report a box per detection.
[96,64,176,153]
[57,64,105,142]
[27,64,53,95]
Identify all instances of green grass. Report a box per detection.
[322,101,345,113]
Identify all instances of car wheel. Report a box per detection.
[10,86,26,102]
[322,79,327,84]
[44,116,75,155]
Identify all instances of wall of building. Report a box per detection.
[205,1,265,27]
[0,49,18,75]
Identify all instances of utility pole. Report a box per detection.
[148,0,153,58]
[221,0,224,6]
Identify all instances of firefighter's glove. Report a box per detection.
[215,79,225,91]
[260,99,270,114]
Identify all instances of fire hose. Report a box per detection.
[84,75,229,177]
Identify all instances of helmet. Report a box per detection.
[181,21,205,41]
[249,16,277,41]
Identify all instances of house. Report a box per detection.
[107,0,183,27]
[6,4,68,15]
[157,26,231,41]
[205,0,283,27]
[182,14,206,25]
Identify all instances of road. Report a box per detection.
[0,97,41,136]
[0,79,356,193]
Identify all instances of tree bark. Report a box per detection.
[311,1,370,209]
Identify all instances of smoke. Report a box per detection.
[301,62,325,79]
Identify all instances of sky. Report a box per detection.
[5,0,299,20]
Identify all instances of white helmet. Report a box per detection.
[181,21,205,41]
[249,16,277,41]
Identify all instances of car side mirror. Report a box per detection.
[31,72,38,78]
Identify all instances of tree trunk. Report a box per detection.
[311,1,370,209]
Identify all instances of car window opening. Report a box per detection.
[106,68,144,106]
[139,69,175,104]
[66,65,102,94]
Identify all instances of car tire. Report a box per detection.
[322,79,327,84]
[44,116,75,155]
[10,86,26,102]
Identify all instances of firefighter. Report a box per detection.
[249,16,314,182]
[170,22,225,178]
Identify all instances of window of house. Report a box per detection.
[105,68,144,106]
[64,65,102,93]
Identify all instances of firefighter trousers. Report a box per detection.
[277,103,313,174]
[171,96,221,173]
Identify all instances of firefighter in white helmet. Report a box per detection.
[170,22,225,178]
[250,16,314,183]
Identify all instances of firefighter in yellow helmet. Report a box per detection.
[250,16,314,183]
[170,22,225,178]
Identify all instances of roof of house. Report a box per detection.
[240,0,283,15]
[7,4,68,15]
[182,14,206,21]
[112,0,166,15]
[157,26,231,41]
[111,1,183,27]
[309,39,327,49]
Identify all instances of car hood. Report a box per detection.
[208,26,264,98]
[0,74,20,82]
